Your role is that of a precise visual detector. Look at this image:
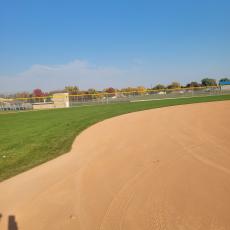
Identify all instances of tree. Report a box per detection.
[121,87,136,92]
[16,92,30,98]
[167,82,181,89]
[120,87,137,96]
[104,87,116,94]
[33,89,43,97]
[136,86,146,91]
[104,87,116,97]
[86,88,99,99]
[186,81,201,88]
[87,88,97,94]
[201,78,217,86]
[153,84,165,90]
[64,86,79,94]
[136,86,146,95]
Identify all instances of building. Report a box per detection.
[32,93,70,110]
[52,93,70,108]
[219,81,230,90]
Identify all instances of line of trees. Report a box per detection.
[2,77,229,99]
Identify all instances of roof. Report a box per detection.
[219,81,230,85]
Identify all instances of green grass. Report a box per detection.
[1,94,230,181]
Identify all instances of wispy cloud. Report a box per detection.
[0,59,143,93]
[1,58,221,93]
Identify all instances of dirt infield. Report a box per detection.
[0,101,230,230]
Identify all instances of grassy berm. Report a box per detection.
[0,94,230,181]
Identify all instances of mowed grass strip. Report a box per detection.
[1,94,230,181]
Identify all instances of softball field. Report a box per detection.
[0,101,230,229]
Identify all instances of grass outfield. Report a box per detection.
[0,94,230,181]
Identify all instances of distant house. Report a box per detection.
[219,81,230,90]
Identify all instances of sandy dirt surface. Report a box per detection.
[0,101,230,230]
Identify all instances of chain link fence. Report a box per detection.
[1,86,229,112]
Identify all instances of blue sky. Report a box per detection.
[1,0,230,92]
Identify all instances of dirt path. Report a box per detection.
[0,101,230,230]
